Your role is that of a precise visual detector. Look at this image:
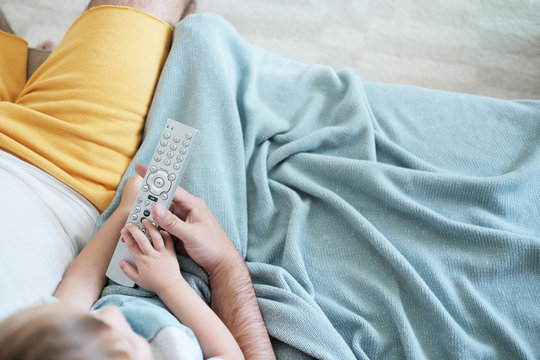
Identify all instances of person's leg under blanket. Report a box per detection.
[0,6,172,212]
[116,14,539,359]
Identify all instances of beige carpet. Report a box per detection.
[1,0,539,99]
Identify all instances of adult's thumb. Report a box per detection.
[153,203,185,238]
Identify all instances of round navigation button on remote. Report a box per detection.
[154,177,165,188]
[163,132,171,139]
[147,170,172,195]
[186,132,193,139]
[150,165,157,173]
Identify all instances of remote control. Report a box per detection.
[106,119,198,287]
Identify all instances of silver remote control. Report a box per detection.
[106,119,198,287]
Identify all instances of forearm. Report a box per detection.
[54,207,129,310]
[159,280,244,359]
[210,253,275,360]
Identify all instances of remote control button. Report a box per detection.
[173,163,181,170]
[180,148,187,155]
[173,136,180,143]
[137,197,143,203]
[130,214,138,220]
[154,177,165,188]
[143,210,150,217]
[167,151,174,158]
[134,206,141,213]
[143,185,149,192]
[176,155,184,162]
[164,159,171,166]
[163,132,171,139]
[161,194,168,200]
[186,132,193,139]
[160,140,168,146]
[169,174,176,181]
[144,200,151,206]
[182,140,190,147]
[150,165,157,173]
[170,144,178,151]
[147,170,172,195]
[157,147,165,154]
[154,155,162,162]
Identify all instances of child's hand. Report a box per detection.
[118,163,147,213]
[119,219,184,295]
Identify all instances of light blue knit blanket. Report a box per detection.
[96,14,540,359]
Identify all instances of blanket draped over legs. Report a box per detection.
[98,14,540,359]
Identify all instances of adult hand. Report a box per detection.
[151,187,241,277]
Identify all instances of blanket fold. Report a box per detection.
[97,14,540,359]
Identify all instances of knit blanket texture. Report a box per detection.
[97,14,540,359]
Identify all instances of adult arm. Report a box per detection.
[209,251,275,360]
[120,220,244,359]
[152,188,276,359]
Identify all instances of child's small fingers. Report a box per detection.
[121,228,142,256]
[160,230,175,252]
[126,223,154,255]
[142,219,164,251]
[119,260,139,283]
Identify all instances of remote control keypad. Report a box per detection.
[127,128,195,239]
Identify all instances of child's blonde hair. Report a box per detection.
[0,303,129,360]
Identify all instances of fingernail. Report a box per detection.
[155,203,165,218]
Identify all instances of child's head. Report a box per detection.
[0,303,152,360]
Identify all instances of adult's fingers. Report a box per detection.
[152,203,190,241]
[171,186,200,218]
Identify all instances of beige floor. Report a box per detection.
[1,0,539,99]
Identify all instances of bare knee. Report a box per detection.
[86,0,194,27]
